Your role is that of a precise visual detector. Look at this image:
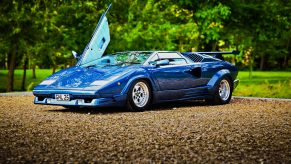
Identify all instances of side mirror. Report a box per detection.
[100,59,110,64]
[156,59,170,66]
[72,51,79,59]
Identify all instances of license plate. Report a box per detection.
[55,94,70,101]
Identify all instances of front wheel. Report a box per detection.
[127,80,152,112]
[208,77,233,105]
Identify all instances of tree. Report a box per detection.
[0,1,32,91]
[0,0,290,92]
[223,0,291,70]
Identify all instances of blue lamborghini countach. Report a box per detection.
[33,5,239,112]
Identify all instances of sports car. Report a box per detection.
[33,5,239,112]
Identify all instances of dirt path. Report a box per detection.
[0,96,290,163]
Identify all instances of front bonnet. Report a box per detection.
[34,65,136,90]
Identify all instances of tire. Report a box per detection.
[207,76,233,105]
[127,80,152,112]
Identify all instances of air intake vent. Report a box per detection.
[187,53,204,62]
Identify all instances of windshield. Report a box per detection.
[92,51,153,67]
[115,51,152,64]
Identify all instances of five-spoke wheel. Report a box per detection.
[132,82,150,108]
[127,80,151,112]
[207,76,233,105]
[218,79,231,101]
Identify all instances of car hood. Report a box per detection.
[35,65,139,90]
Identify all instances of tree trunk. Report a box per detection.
[212,41,218,51]
[249,51,253,79]
[52,66,56,74]
[21,57,28,91]
[232,44,239,65]
[284,38,290,69]
[249,60,253,79]
[32,64,36,79]
[7,46,17,92]
[283,55,288,69]
[260,55,265,70]
[5,54,8,69]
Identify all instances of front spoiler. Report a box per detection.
[35,97,114,107]
[33,92,127,107]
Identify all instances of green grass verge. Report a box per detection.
[233,71,291,98]
[0,69,290,98]
[0,69,55,92]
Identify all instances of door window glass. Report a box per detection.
[157,52,187,65]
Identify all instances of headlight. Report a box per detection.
[90,80,109,86]
[90,76,120,86]
[40,79,56,85]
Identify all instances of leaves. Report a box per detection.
[0,0,290,70]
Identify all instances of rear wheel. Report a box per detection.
[127,80,151,112]
[207,77,233,105]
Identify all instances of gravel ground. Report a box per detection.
[0,96,290,163]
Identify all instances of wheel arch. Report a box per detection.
[121,75,155,96]
[207,69,234,91]
[123,76,155,111]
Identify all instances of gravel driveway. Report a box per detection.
[0,96,290,163]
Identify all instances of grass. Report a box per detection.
[0,69,290,98]
[233,71,291,98]
[0,69,55,92]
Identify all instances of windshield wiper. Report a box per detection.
[86,62,140,68]
[114,62,140,65]
[86,63,112,68]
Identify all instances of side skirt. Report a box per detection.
[152,86,213,103]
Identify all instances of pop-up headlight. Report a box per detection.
[40,79,56,85]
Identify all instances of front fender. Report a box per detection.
[207,69,232,92]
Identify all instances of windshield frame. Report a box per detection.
[87,51,192,68]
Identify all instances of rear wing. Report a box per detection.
[194,50,240,55]
[184,50,240,61]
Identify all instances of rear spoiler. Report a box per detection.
[188,50,240,60]
[195,50,240,55]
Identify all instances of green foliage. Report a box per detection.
[108,0,199,52]
[223,0,291,70]
[1,0,290,69]
[0,69,57,92]
[0,0,290,92]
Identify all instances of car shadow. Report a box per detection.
[148,100,208,111]
[46,100,209,115]
[46,106,126,115]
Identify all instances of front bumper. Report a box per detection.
[33,89,127,107]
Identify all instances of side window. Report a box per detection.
[150,54,159,62]
[157,52,187,65]
[146,54,159,66]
